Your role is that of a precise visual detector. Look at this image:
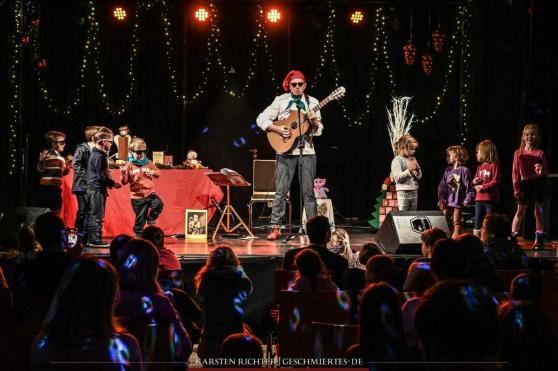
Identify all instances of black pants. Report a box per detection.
[131,193,164,236]
[87,189,106,243]
[74,192,89,232]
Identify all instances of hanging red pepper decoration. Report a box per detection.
[404,42,416,65]
[422,53,433,75]
[432,30,444,53]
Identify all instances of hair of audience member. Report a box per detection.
[482,213,512,240]
[365,254,394,285]
[331,228,352,260]
[40,256,122,347]
[33,212,66,253]
[421,227,448,248]
[430,238,468,281]
[141,225,165,249]
[357,282,410,362]
[415,280,500,362]
[109,234,134,264]
[294,248,329,285]
[403,261,436,295]
[499,301,558,369]
[117,239,162,295]
[306,216,332,245]
[358,242,383,266]
[18,225,42,253]
[510,273,543,303]
[194,245,240,289]
[221,333,264,366]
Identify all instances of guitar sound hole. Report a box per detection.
[290,122,298,129]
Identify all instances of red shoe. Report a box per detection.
[266,228,281,241]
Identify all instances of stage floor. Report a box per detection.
[84,223,558,262]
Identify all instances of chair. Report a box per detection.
[494,269,532,292]
[273,269,296,305]
[541,272,558,339]
[311,322,358,358]
[247,160,291,232]
[278,290,352,358]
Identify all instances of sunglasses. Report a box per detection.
[54,140,66,145]
[290,82,304,88]
[133,150,147,154]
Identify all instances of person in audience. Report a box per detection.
[0,226,41,287]
[510,273,543,303]
[141,225,181,271]
[481,213,528,269]
[499,301,558,370]
[430,238,468,281]
[195,246,253,361]
[108,234,134,265]
[221,333,264,368]
[0,266,8,289]
[329,228,358,268]
[115,239,192,366]
[30,256,142,370]
[365,254,395,286]
[455,233,502,293]
[288,249,338,292]
[415,280,500,364]
[346,282,410,368]
[354,242,383,270]
[283,216,348,288]
[419,227,448,261]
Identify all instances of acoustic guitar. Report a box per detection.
[267,87,346,153]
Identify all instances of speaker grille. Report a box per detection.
[253,160,277,194]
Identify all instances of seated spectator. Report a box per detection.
[195,246,253,361]
[141,225,181,271]
[30,256,142,370]
[108,234,134,265]
[283,216,348,288]
[346,282,410,367]
[221,333,264,368]
[455,233,502,293]
[354,242,383,270]
[419,227,448,262]
[115,239,192,365]
[402,261,435,294]
[288,249,338,292]
[430,239,468,281]
[415,280,500,363]
[499,301,558,370]
[0,266,7,289]
[0,226,41,287]
[365,254,395,285]
[329,228,358,268]
[510,273,543,303]
[481,213,528,269]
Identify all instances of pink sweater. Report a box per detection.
[474,162,500,202]
[512,149,548,194]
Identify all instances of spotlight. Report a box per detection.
[350,10,365,25]
[266,8,281,23]
[113,7,127,21]
[194,7,210,22]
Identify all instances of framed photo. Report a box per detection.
[185,209,208,239]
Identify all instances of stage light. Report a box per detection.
[194,7,209,22]
[350,10,364,25]
[266,8,281,23]
[113,7,127,21]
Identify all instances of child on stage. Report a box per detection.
[120,138,164,237]
[472,140,500,237]
[37,131,70,213]
[437,145,475,238]
[391,134,421,211]
[511,123,548,250]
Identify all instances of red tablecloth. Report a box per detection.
[61,169,224,237]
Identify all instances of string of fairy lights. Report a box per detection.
[7,0,24,175]
[458,4,472,145]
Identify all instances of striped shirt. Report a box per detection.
[37,149,68,186]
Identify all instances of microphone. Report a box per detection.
[209,196,224,214]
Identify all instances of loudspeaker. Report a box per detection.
[0,207,50,246]
[375,211,450,254]
[253,160,277,197]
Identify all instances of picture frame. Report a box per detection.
[185,209,208,239]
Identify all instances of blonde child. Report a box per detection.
[391,134,421,211]
[120,138,164,237]
[472,140,501,237]
[437,145,475,238]
[511,123,548,250]
[37,131,70,213]
[329,228,358,268]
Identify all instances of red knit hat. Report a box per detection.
[282,70,306,91]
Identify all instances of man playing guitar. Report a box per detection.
[256,70,322,240]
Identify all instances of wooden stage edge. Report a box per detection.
[84,224,558,263]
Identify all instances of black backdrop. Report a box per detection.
[1,0,555,222]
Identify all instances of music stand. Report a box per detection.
[206,170,254,240]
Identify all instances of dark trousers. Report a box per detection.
[271,154,317,227]
[87,189,106,243]
[475,201,496,230]
[74,192,89,232]
[131,193,164,236]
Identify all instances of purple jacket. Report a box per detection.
[438,166,475,208]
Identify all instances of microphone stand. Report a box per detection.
[283,100,307,243]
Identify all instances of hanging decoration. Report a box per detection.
[432,30,444,52]
[8,0,24,176]
[403,10,416,65]
[386,96,416,155]
[421,53,432,75]
[17,32,30,45]
[32,57,47,70]
[458,4,472,145]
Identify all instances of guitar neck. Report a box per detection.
[311,96,334,113]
